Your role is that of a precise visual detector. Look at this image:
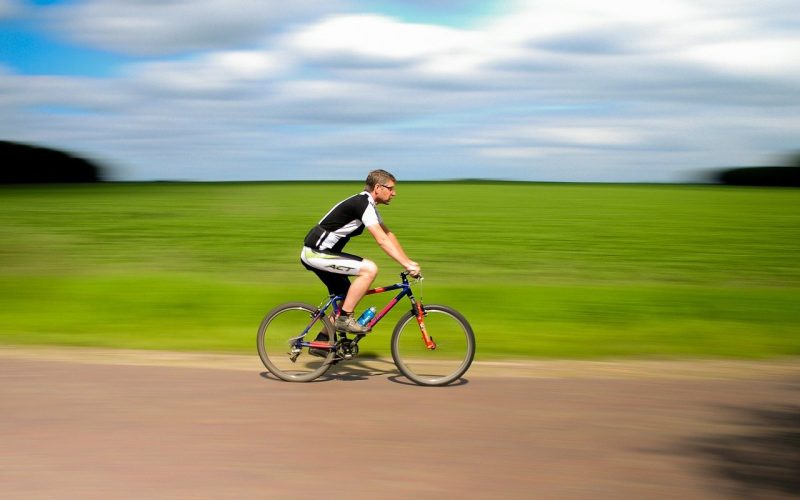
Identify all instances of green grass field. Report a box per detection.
[1,181,798,360]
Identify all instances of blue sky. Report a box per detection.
[1,0,799,181]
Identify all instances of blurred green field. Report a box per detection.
[1,181,798,360]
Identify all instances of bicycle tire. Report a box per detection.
[257,302,335,382]
[391,304,475,386]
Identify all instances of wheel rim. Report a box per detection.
[258,306,333,381]
[393,308,473,385]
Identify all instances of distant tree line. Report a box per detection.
[1,140,105,184]
[2,139,797,187]
[715,152,800,187]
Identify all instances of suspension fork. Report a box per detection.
[409,295,436,350]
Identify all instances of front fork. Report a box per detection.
[410,298,437,350]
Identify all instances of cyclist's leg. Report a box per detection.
[300,246,361,297]
[301,250,352,353]
[341,260,377,313]
[301,247,377,331]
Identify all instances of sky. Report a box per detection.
[1,0,799,182]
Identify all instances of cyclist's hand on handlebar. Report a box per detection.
[405,261,421,278]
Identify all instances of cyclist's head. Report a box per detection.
[365,169,396,191]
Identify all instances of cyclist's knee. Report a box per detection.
[360,259,378,278]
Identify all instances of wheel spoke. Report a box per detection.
[392,305,475,386]
[257,303,334,382]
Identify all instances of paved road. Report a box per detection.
[1,349,798,499]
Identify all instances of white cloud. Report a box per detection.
[127,49,290,93]
[46,0,343,55]
[287,14,480,64]
[536,127,644,146]
[680,39,800,78]
[492,0,703,46]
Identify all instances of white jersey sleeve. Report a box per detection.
[361,198,382,227]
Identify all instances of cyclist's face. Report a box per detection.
[376,182,396,204]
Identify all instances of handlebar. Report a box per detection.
[401,270,424,282]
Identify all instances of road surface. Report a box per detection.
[1,348,798,499]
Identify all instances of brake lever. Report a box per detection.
[401,270,423,282]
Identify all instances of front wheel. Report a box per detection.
[391,304,475,386]
[257,302,335,382]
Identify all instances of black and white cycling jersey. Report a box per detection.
[303,191,382,253]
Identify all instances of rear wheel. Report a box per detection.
[257,302,335,382]
[391,304,475,386]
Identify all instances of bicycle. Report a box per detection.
[257,271,475,386]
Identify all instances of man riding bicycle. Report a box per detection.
[301,169,421,334]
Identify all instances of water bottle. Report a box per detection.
[357,306,377,326]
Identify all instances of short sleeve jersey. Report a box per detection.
[304,191,382,252]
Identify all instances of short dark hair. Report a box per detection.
[365,169,396,190]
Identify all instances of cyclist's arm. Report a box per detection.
[367,223,419,273]
[381,222,411,260]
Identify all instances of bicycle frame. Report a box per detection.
[300,272,436,351]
